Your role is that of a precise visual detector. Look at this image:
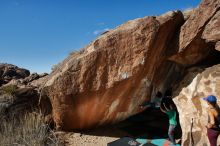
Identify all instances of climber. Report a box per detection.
[160,100,177,145]
[203,95,220,146]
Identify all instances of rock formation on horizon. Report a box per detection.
[0,64,48,121]
[0,63,30,86]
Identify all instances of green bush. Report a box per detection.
[0,85,18,95]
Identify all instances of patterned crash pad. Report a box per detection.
[107,137,141,146]
[107,137,157,146]
[136,136,181,146]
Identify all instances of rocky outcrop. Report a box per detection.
[21,72,47,84]
[0,64,48,88]
[0,64,49,124]
[169,0,220,66]
[3,73,48,88]
[0,64,30,86]
[174,64,220,145]
[0,87,39,119]
[44,11,185,130]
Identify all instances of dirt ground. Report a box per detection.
[56,108,182,146]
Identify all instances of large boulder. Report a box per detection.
[44,11,184,130]
[174,64,220,145]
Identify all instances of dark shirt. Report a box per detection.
[208,108,220,131]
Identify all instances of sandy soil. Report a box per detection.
[56,125,128,146]
[64,132,118,146]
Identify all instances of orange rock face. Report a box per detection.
[43,0,220,133]
[44,11,184,130]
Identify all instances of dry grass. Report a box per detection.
[0,113,61,146]
[0,85,18,95]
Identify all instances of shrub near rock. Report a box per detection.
[0,85,39,120]
[0,85,18,95]
[0,113,61,146]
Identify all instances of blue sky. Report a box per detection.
[0,0,201,73]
